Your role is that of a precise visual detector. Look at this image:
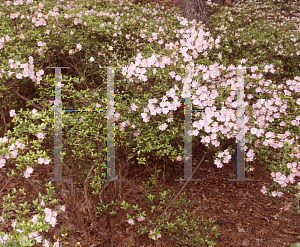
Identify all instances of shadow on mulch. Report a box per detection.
[1,138,299,247]
[97,144,300,247]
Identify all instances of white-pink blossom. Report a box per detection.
[9,110,16,117]
[24,166,34,178]
[32,215,38,225]
[128,218,134,225]
[11,220,17,228]
[137,216,145,222]
[76,43,82,51]
[37,132,45,139]
[38,157,45,164]
[35,236,43,244]
[43,239,50,247]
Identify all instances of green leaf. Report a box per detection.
[291,243,300,247]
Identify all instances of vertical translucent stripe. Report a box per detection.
[46,66,71,183]
[54,68,63,180]
[236,66,246,180]
[228,65,252,181]
[106,67,115,181]
[183,66,192,180]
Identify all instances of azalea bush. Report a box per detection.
[0,0,300,245]
[0,182,64,247]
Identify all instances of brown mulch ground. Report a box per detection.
[1,138,300,246]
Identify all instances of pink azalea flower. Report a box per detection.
[280,203,292,212]
[38,157,45,164]
[32,215,39,225]
[128,218,134,225]
[11,220,17,228]
[35,236,43,244]
[10,150,18,159]
[137,216,145,222]
[77,43,82,51]
[53,239,60,247]
[37,132,45,139]
[24,167,34,178]
[43,239,50,247]
[44,159,50,165]
[9,110,16,117]
[0,137,8,143]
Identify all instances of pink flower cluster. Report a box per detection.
[0,0,93,85]
[0,203,65,246]
[280,203,292,212]
[0,109,51,178]
[149,230,162,241]
[1,56,44,84]
[127,217,161,241]
[271,165,300,188]
[0,233,10,244]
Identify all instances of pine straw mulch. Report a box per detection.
[1,139,300,247]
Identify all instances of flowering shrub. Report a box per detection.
[0,0,299,245]
[0,182,64,246]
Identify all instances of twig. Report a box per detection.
[114,170,149,209]
[84,163,95,221]
[62,163,75,199]
[59,190,79,221]
[10,88,43,111]
[0,162,40,196]
[261,216,269,222]
[0,153,42,197]
[0,107,7,136]
[4,78,19,90]
[150,153,206,231]
[25,177,41,194]
[0,170,23,194]
[0,177,14,194]
[98,177,112,205]
[61,58,83,83]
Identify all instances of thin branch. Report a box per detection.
[61,58,83,82]
[59,189,79,223]
[4,78,19,90]
[0,176,14,194]
[0,171,40,195]
[150,153,207,231]
[84,163,95,221]
[99,179,111,205]
[62,163,75,199]
[25,177,41,194]
[10,88,43,111]
[0,107,7,136]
